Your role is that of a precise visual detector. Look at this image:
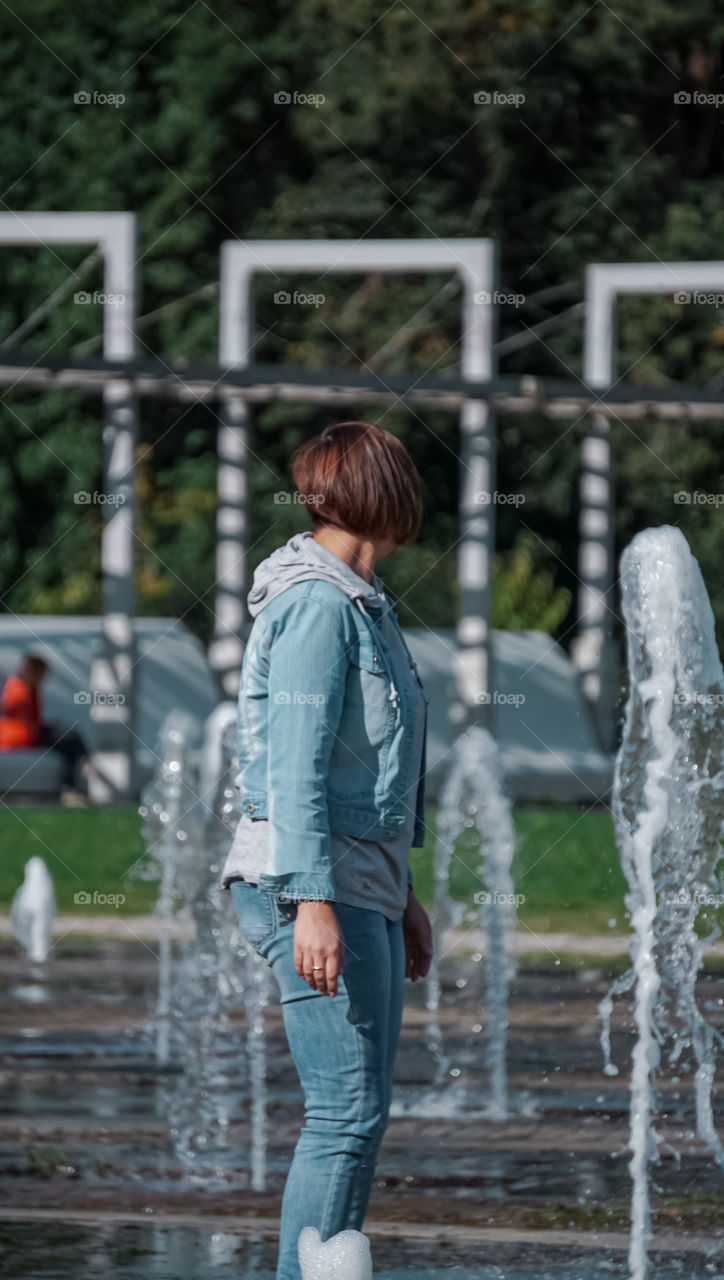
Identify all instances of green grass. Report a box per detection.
[0,805,150,914]
[410,805,627,934]
[0,801,629,933]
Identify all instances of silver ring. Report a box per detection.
[313,965,324,970]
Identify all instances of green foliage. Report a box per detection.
[491,532,571,632]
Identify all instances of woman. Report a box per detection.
[222,420,433,1280]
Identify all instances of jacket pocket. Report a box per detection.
[346,640,395,747]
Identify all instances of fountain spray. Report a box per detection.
[427,725,517,1117]
[601,526,724,1280]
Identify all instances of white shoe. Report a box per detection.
[298,1227,372,1279]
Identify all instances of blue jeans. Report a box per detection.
[230,880,405,1280]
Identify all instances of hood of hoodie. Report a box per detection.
[247,532,391,620]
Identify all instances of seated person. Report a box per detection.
[0,653,90,805]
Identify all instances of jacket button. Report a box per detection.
[245,803,255,813]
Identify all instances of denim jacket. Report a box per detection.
[236,578,428,903]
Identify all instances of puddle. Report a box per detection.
[0,1222,720,1280]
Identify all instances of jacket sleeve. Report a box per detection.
[257,592,349,903]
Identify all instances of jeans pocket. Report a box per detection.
[230,880,276,947]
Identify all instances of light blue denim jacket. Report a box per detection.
[236,534,428,903]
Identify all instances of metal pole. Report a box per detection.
[457,241,498,726]
[575,268,617,752]
[211,248,252,696]
[90,214,139,800]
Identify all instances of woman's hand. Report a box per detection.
[402,892,433,981]
[294,901,344,996]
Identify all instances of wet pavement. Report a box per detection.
[1,939,723,1277]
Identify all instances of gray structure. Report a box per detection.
[0,212,139,799]
[0,616,218,798]
[216,238,497,706]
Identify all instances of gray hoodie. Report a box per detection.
[247,530,391,620]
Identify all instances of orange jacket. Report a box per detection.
[0,675,40,749]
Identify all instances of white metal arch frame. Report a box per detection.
[576,260,724,751]
[215,237,498,714]
[0,212,139,800]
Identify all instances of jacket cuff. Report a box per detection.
[257,872,336,904]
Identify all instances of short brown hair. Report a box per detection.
[291,421,423,545]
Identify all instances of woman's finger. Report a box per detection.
[312,954,328,994]
[408,945,423,981]
[325,952,339,997]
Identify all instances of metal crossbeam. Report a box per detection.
[1,349,724,417]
